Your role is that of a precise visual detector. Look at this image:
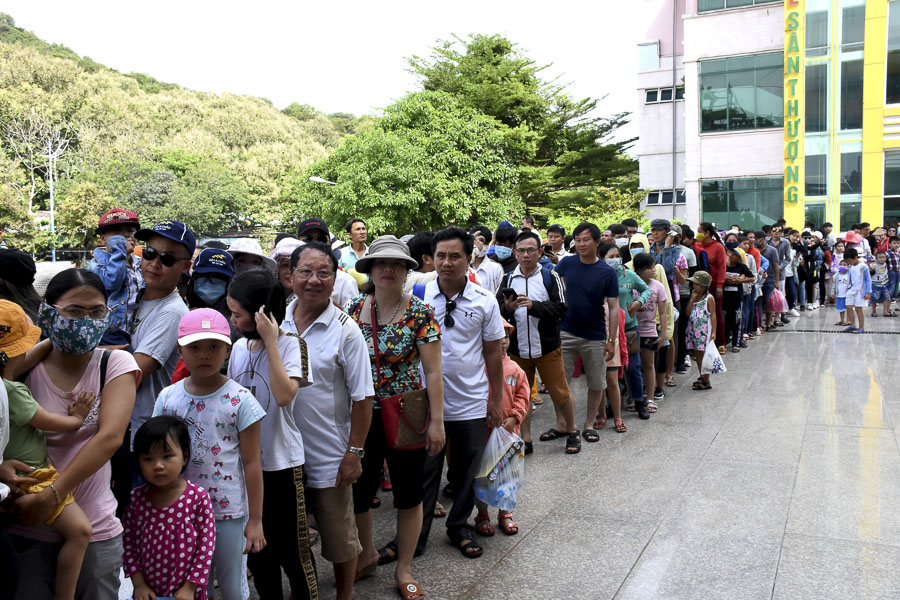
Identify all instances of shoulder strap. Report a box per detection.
[369,298,383,384]
[98,349,111,394]
[541,267,553,296]
[282,332,311,381]
[412,283,426,300]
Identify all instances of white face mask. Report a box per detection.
[474,246,488,258]
[605,258,622,268]
[614,238,629,248]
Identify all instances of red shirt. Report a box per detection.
[747,246,762,273]
[695,239,727,289]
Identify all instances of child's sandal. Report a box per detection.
[497,512,519,535]
[474,514,495,536]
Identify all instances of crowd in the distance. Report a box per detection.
[0,208,895,600]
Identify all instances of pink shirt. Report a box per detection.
[123,481,216,599]
[636,279,668,339]
[16,349,140,542]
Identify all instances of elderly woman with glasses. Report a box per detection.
[345,236,444,600]
[4,268,140,600]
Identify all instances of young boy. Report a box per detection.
[633,254,667,411]
[90,208,143,347]
[0,300,95,600]
[832,261,851,326]
[474,319,529,537]
[886,236,900,307]
[844,248,871,333]
[869,251,894,317]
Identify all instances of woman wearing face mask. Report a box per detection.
[693,223,727,354]
[7,268,141,600]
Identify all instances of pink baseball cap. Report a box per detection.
[178,308,232,346]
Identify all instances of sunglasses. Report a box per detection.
[444,298,457,329]
[143,246,191,268]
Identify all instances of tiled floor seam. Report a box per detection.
[779,530,900,551]
[771,417,811,599]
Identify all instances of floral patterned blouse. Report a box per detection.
[346,294,441,404]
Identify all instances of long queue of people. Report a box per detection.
[0,208,895,600]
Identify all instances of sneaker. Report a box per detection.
[790,308,800,317]
[806,304,813,311]
[812,302,820,309]
[675,365,687,374]
[653,388,665,400]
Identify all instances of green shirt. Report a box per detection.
[615,267,652,332]
[3,379,48,470]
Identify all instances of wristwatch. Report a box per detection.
[347,446,365,458]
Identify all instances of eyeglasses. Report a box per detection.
[293,269,334,280]
[444,298,457,328]
[515,247,540,254]
[53,304,110,320]
[143,246,191,267]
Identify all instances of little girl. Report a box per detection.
[124,416,216,600]
[224,269,317,599]
[833,261,851,326]
[685,271,717,391]
[153,308,266,600]
[633,254,667,411]
[474,320,529,537]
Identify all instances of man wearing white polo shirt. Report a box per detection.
[418,227,504,560]
[283,241,374,600]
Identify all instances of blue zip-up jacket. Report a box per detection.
[649,241,681,281]
[89,235,143,331]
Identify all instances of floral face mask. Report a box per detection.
[38,302,110,355]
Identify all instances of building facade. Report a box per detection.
[638,0,900,232]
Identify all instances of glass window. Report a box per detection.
[888,2,900,104]
[661,191,675,204]
[841,60,863,130]
[646,89,659,103]
[676,190,686,204]
[646,192,660,205]
[806,155,827,196]
[805,202,826,230]
[698,0,778,11]
[700,177,783,230]
[699,53,783,132]
[841,152,862,195]
[660,88,674,102]
[698,0,724,10]
[884,197,900,228]
[676,86,685,100]
[840,201,862,229]
[842,6,865,52]
[806,12,829,57]
[806,64,827,133]
[884,149,900,195]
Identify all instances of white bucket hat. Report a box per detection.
[229,238,276,269]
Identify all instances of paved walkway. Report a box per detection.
[259,307,899,599]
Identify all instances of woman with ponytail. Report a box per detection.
[225,270,319,599]
[694,223,727,353]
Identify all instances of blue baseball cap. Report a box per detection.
[193,249,235,279]
[136,220,197,255]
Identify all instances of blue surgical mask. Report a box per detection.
[630,247,645,256]
[37,302,110,356]
[194,277,229,306]
[494,246,512,260]
[605,258,622,269]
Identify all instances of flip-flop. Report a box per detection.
[398,581,425,600]
[581,429,600,442]
[433,502,447,518]
[539,428,566,441]
[378,540,399,565]
[449,530,484,559]
[665,375,677,387]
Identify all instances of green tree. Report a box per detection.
[545,188,649,234]
[409,34,638,212]
[55,180,115,248]
[288,91,522,235]
[282,103,319,121]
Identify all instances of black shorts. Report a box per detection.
[640,336,659,351]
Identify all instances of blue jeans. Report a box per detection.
[741,290,754,334]
[625,346,644,402]
[889,270,899,300]
[785,276,798,309]
[210,517,249,600]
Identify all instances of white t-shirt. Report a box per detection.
[332,269,359,308]
[423,279,505,421]
[403,270,437,293]
[228,334,312,471]
[131,290,188,436]
[283,300,374,488]
[154,379,265,520]
[474,258,504,294]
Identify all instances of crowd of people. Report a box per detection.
[0,207,896,600]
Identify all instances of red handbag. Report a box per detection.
[370,300,430,450]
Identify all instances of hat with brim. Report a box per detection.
[228,238,277,269]
[843,231,862,244]
[0,299,41,358]
[136,220,197,255]
[269,237,304,261]
[687,271,712,287]
[96,208,140,235]
[177,308,233,346]
[355,235,418,274]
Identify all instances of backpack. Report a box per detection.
[502,266,555,298]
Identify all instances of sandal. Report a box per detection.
[646,400,658,413]
[887,311,898,317]
[371,496,381,509]
[433,502,447,519]
[523,441,533,455]
[378,540,399,565]
[693,379,712,390]
[625,402,636,412]
[565,433,581,454]
[397,580,424,600]
[355,560,377,582]
[539,428,566,441]
[581,429,600,443]
[593,416,607,430]
[731,347,740,353]
[614,418,627,433]
[474,514,495,536]
[308,525,319,547]
[497,511,519,535]
[665,375,676,387]
[449,528,483,559]
[718,345,726,355]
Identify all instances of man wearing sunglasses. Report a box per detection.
[130,220,195,438]
[417,226,504,560]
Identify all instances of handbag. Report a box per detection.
[624,329,640,355]
[370,299,430,450]
[700,312,727,375]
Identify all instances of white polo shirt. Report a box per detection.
[474,258,504,293]
[283,299,375,488]
[424,278,504,422]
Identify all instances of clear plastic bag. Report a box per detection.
[474,426,525,511]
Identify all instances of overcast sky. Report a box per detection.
[5,0,663,146]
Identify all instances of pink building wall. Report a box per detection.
[644,0,687,56]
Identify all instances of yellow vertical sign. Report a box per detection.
[784,0,805,227]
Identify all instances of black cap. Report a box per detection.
[297,218,330,239]
[650,218,671,230]
[0,249,36,286]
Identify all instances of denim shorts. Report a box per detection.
[871,285,889,304]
